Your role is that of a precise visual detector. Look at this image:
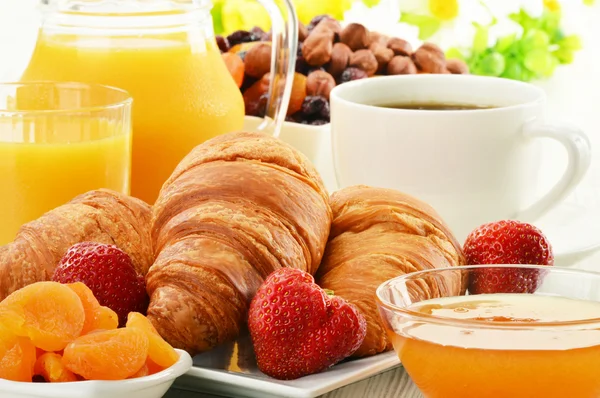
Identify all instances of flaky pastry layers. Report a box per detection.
[0,189,154,301]
[316,185,465,358]
[147,131,332,356]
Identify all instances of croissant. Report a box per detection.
[147,131,332,355]
[0,189,154,301]
[316,185,465,358]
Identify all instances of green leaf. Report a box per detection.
[501,60,525,81]
[551,29,565,43]
[520,29,550,52]
[542,55,559,77]
[446,47,465,61]
[521,69,535,82]
[538,10,561,34]
[553,48,575,64]
[495,34,516,53]
[472,24,489,53]
[400,12,442,40]
[211,0,225,35]
[511,9,537,32]
[478,52,506,76]
[524,48,554,74]
[559,35,583,51]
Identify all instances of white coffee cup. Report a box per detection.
[330,74,592,241]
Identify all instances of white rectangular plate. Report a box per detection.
[173,335,400,398]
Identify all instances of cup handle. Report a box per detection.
[516,121,592,222]
[254,0,298,138]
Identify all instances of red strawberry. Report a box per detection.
[463,220,553,294]
[52,242,148,326]
[248,268,367,380]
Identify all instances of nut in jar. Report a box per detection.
[218,15,468,125]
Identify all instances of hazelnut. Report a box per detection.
[446,58,470,74]
[349,49,378,76]
[312,18,342,38]
[244,42,272,78]
[306,70,336,100]
[387,56,417,75]
[368,31,389,49]
[302,31,334,66]
[412,43,446,73]
[371,45,394,73]
[340,23,370,51]
[327,42,352,77]
[387,37,413,56]
[298,22,309,42]
[307,15,336,32]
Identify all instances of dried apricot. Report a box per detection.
[129,362,149,378]
[222,53,245,88]
[126,312,179,368]
[288,73,307,116]
[35,347,46,358]
[34,352,77,382]
[63,328,149,380]
[229,41,259,54]
[0,324,36,382]
[67,283,118,334]
[146,358,165,375]
[0,282,85,351]
[92,306,119,332]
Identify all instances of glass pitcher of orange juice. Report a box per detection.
[22,0,297,204]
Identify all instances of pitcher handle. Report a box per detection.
[255,0,298,138]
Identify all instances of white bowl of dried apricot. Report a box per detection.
[0,281,193,398]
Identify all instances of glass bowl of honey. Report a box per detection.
[376,265,600,398]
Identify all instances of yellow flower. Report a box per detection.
[295,0,353,24]
[544,0,561,12]
[428,0,459,21]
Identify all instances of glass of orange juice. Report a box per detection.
[0,82,132,245]
[377,265,600,398]
[22,0,298,204]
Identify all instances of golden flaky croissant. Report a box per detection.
[316,185,465,358]
[147,131,332,356]
[0,189,154,301]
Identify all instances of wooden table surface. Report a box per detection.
[165,366,423,398]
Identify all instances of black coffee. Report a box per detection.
[376,102,495,110]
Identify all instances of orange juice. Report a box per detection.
[22,31,244,203]
[389,294,600,398]
[0,118,130,245]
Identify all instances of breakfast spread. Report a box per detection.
[0,128,563,388]
[219,15,470,125]
[0,2,597,397]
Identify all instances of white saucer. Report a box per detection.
[535,199,600,266]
